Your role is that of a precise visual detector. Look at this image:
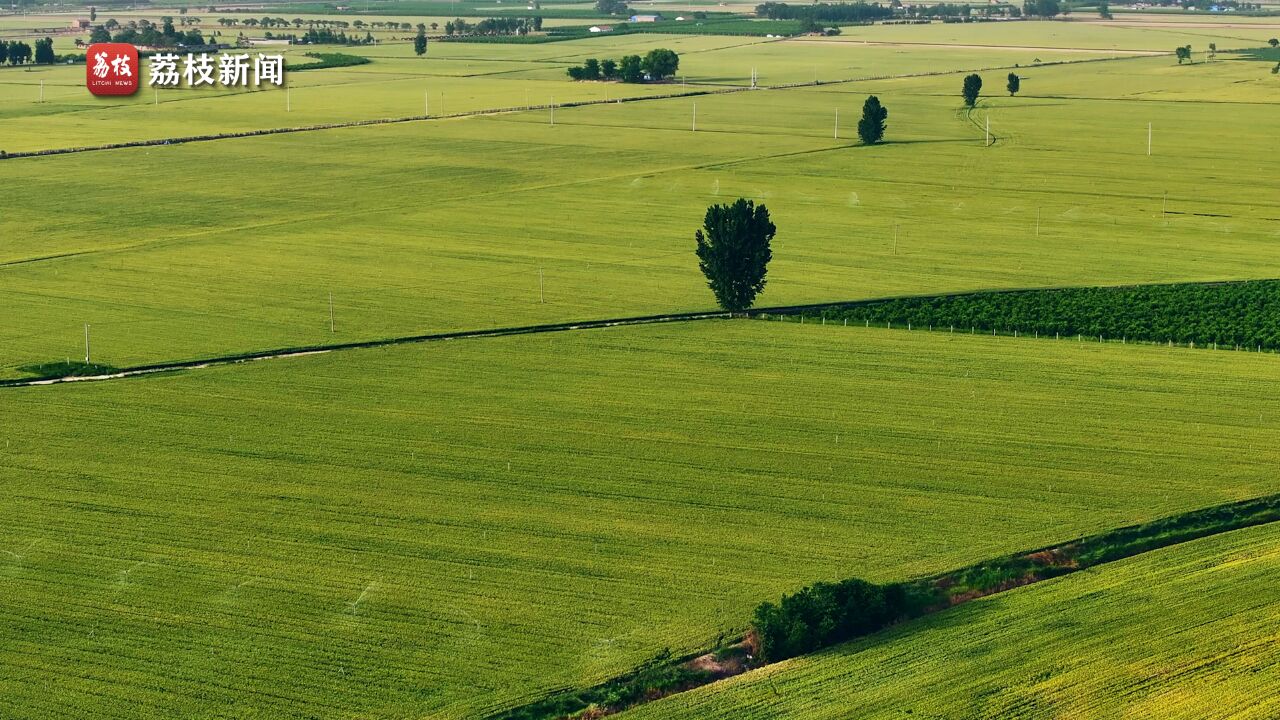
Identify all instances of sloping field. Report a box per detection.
[2,53,1278,377]
[3,320,1280,718]
[624,521,1280,719]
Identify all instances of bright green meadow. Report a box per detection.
[2,15,1278,719]
[4,321,1280,717]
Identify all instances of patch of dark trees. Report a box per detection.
[566,48,678,82]
[752,493,1280,662]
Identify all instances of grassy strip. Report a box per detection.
[761,279,1280,351]
[492,492,1280,720]
[288,52,372,71]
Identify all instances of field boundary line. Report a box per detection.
[5,277,1275,388]
[491,491,1280,720]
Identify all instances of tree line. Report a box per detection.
[755,2,893,22]
[0,40,34,65]
[90,17,204,47]
[566,48,679,82]
[756,1,1032,20]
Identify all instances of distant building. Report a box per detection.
[588,25,613,32]
[71,18,91,29]
[247,37,293,46]
[629,13,663,22]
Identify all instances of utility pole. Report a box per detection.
[550,96,554,125]
[834,108,838,139]
[1147,122,1152,156]
[985,115,990,147]
[1036,207,1041,237]
[893,223,899,255]
[39,80,43,102]
[286,86,291,112]
[329,292,334,333]
[84,324,90,364]
[692,102,696,131]
[425,90,429,116]
[539,267,544,303]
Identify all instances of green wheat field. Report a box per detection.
[1,6,1278,718]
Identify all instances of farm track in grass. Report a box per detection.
[6,320,1280,718]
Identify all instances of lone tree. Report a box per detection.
[856,95,887,145]
[1006,72,1020,96]
[414,27,427,56]
[695,198,775,312]
[962,73,982,107]
[1175,45,1192,64]
[1269,38,1278,48]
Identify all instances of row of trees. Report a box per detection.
[443,17,543,36]
[288,28,376,45]
[566,48,679,82]
[0,40,33,65]
[757,1,1031,20]
[755,2,893,22]
[89,18,205,48]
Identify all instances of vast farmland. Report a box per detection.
[2,4,1278,718]
[623,521,1280,720]
[4,321,1280,717]
[3,45,1279,377]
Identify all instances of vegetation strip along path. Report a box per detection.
[493,493,1280,720]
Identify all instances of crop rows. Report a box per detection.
[798,280,1280,349]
